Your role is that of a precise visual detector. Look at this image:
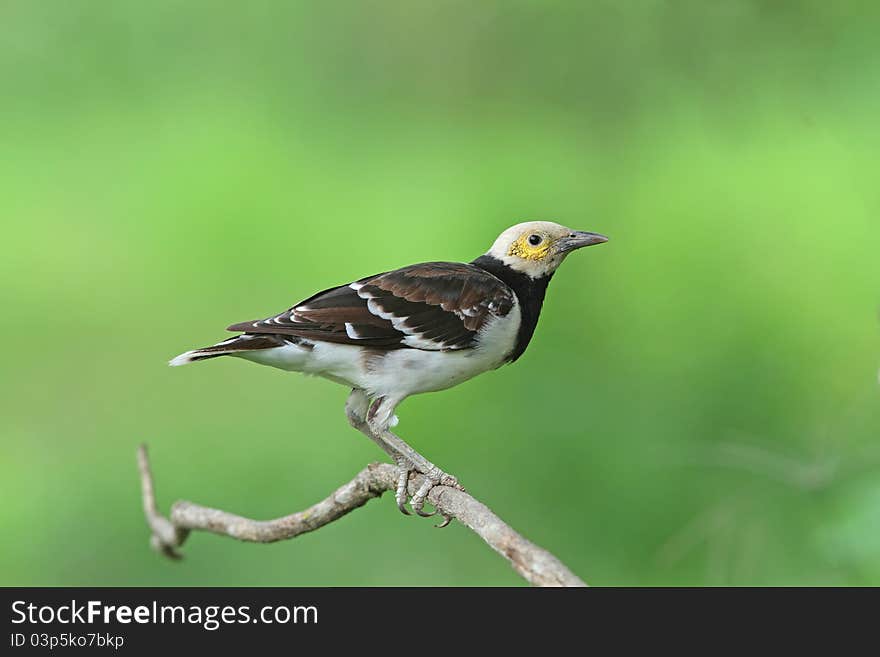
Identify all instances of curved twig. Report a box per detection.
[137,444,587,587]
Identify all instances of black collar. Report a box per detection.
[471,255,552,362]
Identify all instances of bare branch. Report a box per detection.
[137,444,587,587]
[137,444,188,560]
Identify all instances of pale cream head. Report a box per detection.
[485,221,608,278]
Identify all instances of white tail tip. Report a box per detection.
[169,351,198,367]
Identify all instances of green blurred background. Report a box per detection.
[2,1,879,586]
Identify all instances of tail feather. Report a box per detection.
[169,334,286,366]
[168,350,225,366]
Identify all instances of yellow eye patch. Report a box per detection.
[507,234,553,261]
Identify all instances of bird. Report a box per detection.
[170,221,608,523]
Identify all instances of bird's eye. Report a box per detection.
[528,234,543,246]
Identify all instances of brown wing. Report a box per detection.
[227,262,516,351]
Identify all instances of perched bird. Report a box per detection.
[171,221,607,522]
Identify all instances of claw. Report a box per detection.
[412,490,437,517]
[435,513,453,529]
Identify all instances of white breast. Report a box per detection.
[359,298,521,399]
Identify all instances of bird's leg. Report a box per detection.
[345,390,413,515]
[345,389,395,455]
[346,390,462,521]
[366,396,464,521]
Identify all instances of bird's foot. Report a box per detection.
[393,459,464,528]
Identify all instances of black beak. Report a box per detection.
[558,231,609,253]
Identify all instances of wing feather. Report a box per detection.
[226,262,515,351]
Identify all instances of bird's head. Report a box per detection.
[485,221,608,278]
